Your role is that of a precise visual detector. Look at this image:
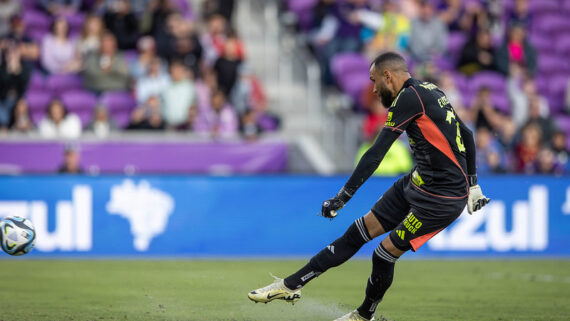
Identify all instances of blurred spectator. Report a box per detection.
[136,57,170,103]
[103,0,139,50]
[409,0,447,62]
[514,122,542,173]
[508,0,531,28]
[8,98,34,133]
[127,96,166,130]
[457,29,495,75]
[41,0,81,16]
[38,99,82,139]
[437,0,464,31]
[82,32,129,93]
[239,109,262,141]
[523,96,557,143]
[84,104,118,138]
[156,12,203,76]
[362,99,387,141]
[58,145,83,174]
[362,0,411,57]
[195,68,218,112]
[535,147,563,175]
[195,89,238,138]
[214,34,242,95]
[130,36,159,79]
[41,17,81,74]
[161,60,196,127]
[496,23,536,76]
[476,126,507,174]
[551,131,569,171]
[203,0,235,22]
[142,0,176,37]
[470,86,503,132]
[508,65,549,129]
[78,14,104,57]
[458,1,489,33]
[230,64,267,115]
[201,14,229,66]
[0,0,19,37]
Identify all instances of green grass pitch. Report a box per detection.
[0,259,568,321]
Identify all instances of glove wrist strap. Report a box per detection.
[468,175,477,187]
[337,187,353,203]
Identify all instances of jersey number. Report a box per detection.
[446,111,466,152]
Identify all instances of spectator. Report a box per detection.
[142,0,176,37]
[457,29,496,75]
[437,0,464,31]
[362,0,411,57]
[130,36,160,79]
[58,145,83,174]
[408,0,447,62]
[156,12,203,76]
[41,0,81,16]
[127,96,166,130]
[41,17,81,74]
[77,14,104,57]
[476,126,506,174]
[355,136,413,176]
[508,0,531,28]
[214,34,242,95]
[203,0,235,22]
[161,60,196,127]
[535,147,563,175]
[470,86,503,133]
[136,57,170,103]
[84,104,118,138]
[103,0,139,50]
[239,109,262,141]
[437,72,469,126]
[0,0,19,37]
[82,32,130,93]
[195,68,218,112]
[201,14,229,66]
[230,64,267,115]
[496,23,537,76]
[551,131,569,171]
[507,65,549,129]
[8,98,34,133]
[195,89,238,138]
[362,99,387,141]
[514,122,542,173]
[523,96,556,143]
[38,99,82,139]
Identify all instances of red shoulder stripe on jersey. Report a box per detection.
[410,228,443,251]
[394,112,423,131]
[385,126,404,133]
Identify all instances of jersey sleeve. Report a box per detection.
[457,116,477,176]
[384,88,424,133]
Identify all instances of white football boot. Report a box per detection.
[334,310,375,321]
[247,275,301,304]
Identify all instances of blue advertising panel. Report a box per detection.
[0,175,569,257]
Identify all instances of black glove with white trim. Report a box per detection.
[321,187,353,219]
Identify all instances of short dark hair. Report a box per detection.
[371,52,409,73]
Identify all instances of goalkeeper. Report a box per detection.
[248,52,490,321]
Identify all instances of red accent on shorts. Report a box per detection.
[410,228,443,251]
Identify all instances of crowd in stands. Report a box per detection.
[287,0,570,175]
[0,0,279,141]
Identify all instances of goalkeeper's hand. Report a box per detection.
[321,188,353,219]
[467,185,490,214]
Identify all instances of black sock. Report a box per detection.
[284,217,372,290]
[357,243,397,320]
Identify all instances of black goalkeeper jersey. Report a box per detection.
[344,78,476,199]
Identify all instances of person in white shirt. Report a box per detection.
[38,99,82,139]
[135,57,170,103]
[161,60,196,127]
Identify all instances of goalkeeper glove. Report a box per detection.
[467,175,490,214]
[321,187,353,219]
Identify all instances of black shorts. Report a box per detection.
[371,173,467,252]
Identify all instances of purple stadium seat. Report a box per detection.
[528,0,559,14]
[26,28,49,44]
[25,90,53,111]
[60,90,98,112]
[46,74,83,96]
[447,32,467,58]
[564,0,570,14]
[258,114,279,132]
[340,72,369,104]
[469,72,506,93]
[75,110,91,127]
[65,13,85,32]
[29,72,46,91]
[491,93,511,115]
[22,10,51,29]
[545,93,564,114]
[433,56,454,71]
[538,55,568,74]
[556,116,570,136]
[532,14,570,34]
[31,110,45,125]
[112,111,131,129]
[548,74,569,99]
[22,0,36,9]
[172,0,193,19]
[529,34,555,53]
[288,0,319,29]
[330,53,369,83]
[100,91,136,113]
[555,34,570,55]
[450,71,469,93]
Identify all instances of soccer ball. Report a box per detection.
[0,216,36,256]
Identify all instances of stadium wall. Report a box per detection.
[0,175,569,258]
